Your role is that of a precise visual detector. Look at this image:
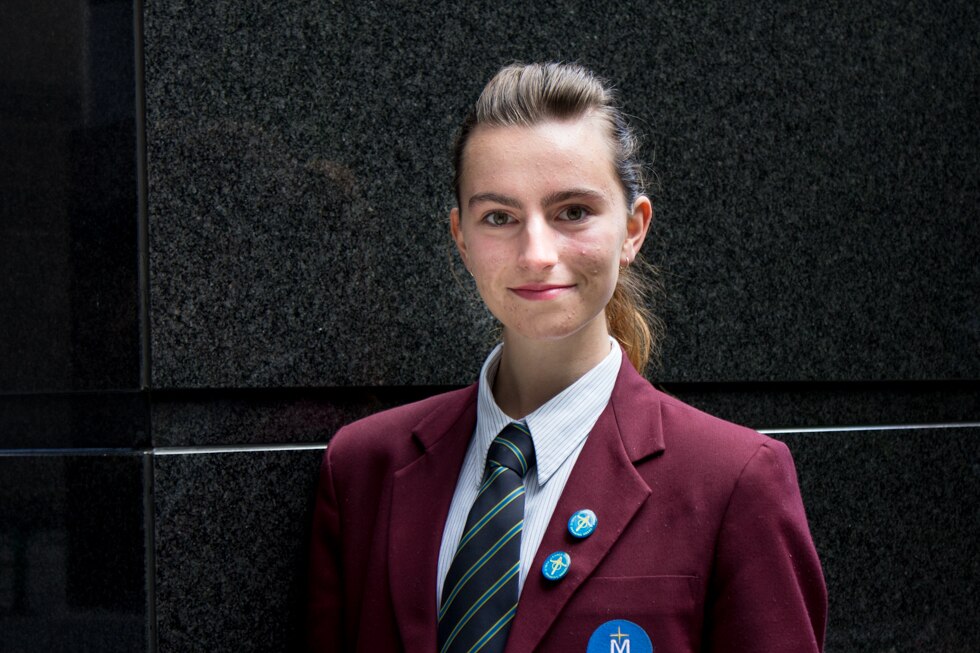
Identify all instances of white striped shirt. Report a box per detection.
[435,339,622,605]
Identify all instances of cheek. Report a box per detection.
[474,252,506,277]
[575,242,619,278]
[470,250,508,293]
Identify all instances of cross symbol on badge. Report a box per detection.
[610,626,629,642]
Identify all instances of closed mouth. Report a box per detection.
[509,284,574,300]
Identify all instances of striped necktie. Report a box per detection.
[438,422,536,653]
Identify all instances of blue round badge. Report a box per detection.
[567,509,598,539]
[541,551,571,581]
[586,619,653,653]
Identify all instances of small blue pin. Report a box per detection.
[542,551,571,581]
[567,509,597,539]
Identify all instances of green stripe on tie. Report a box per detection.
[438,423,535,653]
[439,563,519,653]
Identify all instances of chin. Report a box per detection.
[502,315,599,343]
[490,296,610,344]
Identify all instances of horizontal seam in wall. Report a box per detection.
[152,443,328,455]
[760,421,980,434]
[2,422,979,456]
[0,443,327,456]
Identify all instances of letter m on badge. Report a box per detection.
[610,639,630,653]
[609,627,630,653]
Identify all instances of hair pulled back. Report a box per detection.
[452,62,663,373]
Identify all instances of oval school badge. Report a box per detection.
[541,551,571,581]
[567,509,598,538]
[586,619,653,653]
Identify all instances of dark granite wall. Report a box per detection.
[1,1,977,651]
[146,0,980,387]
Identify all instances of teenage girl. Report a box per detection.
[308,62,827,653]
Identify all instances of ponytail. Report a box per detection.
[606,258,664,374]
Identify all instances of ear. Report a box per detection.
[622,195,652,264]
[450,207,468,266]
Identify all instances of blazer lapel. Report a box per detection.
[388,386,478,651]
[505,358,666,652]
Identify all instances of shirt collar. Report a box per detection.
[475,338,622,486]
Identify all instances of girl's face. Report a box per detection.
[451,114,651,344]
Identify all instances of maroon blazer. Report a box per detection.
[308,353,827,652]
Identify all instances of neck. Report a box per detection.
[492,318,613,419]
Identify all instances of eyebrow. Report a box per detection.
[541,188,607,207]
[467,192,522,210]
[467,187,606,210]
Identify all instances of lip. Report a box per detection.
[509,284,575,300]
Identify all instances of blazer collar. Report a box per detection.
[606,350,666,464]
[505,353,666,652]
[388,384,479,651]
[412,384,480,451]
[387,352,667,652]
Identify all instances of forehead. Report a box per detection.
[459,114,620,198]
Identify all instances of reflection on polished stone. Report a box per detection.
[0,0,139,393]
[664,380,980,431]
[0,453,146,652]
[0,391,148,449]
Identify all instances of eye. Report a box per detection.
[482,211,514,226]
[558,206,590,222]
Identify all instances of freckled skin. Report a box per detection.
[451,115,649,345]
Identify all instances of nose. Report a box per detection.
[519,216,559,269]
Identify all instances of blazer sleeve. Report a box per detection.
[307,444,345,653]
[703,440,828,652]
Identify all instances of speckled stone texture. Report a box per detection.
[153,449,322,653]
[145,1,980,387]
[775,427,979,652]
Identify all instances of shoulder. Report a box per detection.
[642,385,804,527]
[656,389,779,458]
[613,364,791,481]
[658,389,798,492]
[312,386,478,543]
[326,384,477,467]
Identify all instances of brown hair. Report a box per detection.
[452,62,663,373]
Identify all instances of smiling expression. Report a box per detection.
[451,114,650,344]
